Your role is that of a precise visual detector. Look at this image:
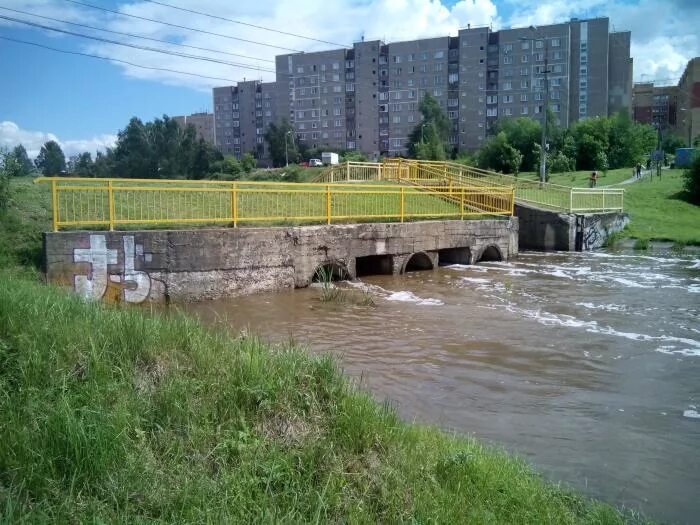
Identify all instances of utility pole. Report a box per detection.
[285,130,290,167]
[540,36,551,185]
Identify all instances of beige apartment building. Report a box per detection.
[172,112,215,145]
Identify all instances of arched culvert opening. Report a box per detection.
[356,255,394,277]
[312,262,348,283]
[438,247,472,266]
[402,252,434,273]
[477,245,503,263]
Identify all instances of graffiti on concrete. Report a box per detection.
[72,234,152,303]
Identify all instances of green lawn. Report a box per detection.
[518,168,636,188]
[622,169,700,245]
[0,271,643,523]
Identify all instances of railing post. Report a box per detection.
[460,188,465,220]
[511,189,515,216]
[107,180,115,231]
[51,180,59,232]
[378,163,382,181]
[400,187,405,223]
[602,191,606,212]
[346,162,350,181]
[569,189,573,213]
[231,182,238,227]
[326,185,331,225]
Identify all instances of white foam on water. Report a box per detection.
[385,291,444,306]
[461,277,491,284]
[576,302,627,312]
[687,260,700,269]
[587,252,687,264]
[683,410,700,419]
[608,277,654,289]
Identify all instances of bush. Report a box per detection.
[548,151,575,174]
[476,132,522,174]
[683,152,700,204]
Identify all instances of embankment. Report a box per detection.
[0,272,636,523]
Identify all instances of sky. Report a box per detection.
[0,0,698,158]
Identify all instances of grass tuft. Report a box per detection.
[0,272,643,523]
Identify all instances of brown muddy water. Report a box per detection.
[179,249,700,524]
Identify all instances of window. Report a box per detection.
[521,41,529,50]
[297,110,304,119]
[486,108,498,117]
[392,103,401,111]
[433,88,442,96]
[346,83,355,92]
[550,78,561,87]
[296,66,304,73]
[335,119,343,126]
[311,109,319,117]
[392,91,402,100]
[333,85,342,92]
[379,92,389,101]
[311,122,318,129]
[312,132,319,139]
[534,92,543,101]
[448,110,458,119]
[392,115,401,124]
[332,73,340,81]
[535,40,543,49]
[434,76,443,86]
[420,64,428,73]
[503,56,513,64]
[534,105,542,114]
[379,104,388,112]
[520,106,528,115]
[393,55,402,63]
[298,123,306,130]
[502,81,512,90]
[333,107,342,116]
[435,63,444,72]
[552,38,560,47]
[334,96,342,103]
[322,120,329,128]
[503,95,513,103]
[407,79,414,87]
[420,51,428,60]
[504,108,513,116]
[551,91,560,100]
[503,43,513,52]
[535,53,544,62]
[434,50,444,59]
[521,79,529,89]
[553,51,562,60]
[408,53,415,61]
[486,95,497,104]
[551,104,561,112]
[407,114,415,123]
[520,93,528,102]
[521,55,529,63]
[332,62,340,70]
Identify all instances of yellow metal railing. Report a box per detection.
[317,160,624,213]
[36,177,514,231]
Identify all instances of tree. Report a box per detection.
[264,119,298,167]
[408,93,451,160]
[241,152,257,173]
[476,132,523,174]
[683,151,700,204]
[661,133,687,155]
[0,148,16,211]
[12,145,33,176]
[494,117,541,171]
[67,152,95,177]
[35,140,66,176]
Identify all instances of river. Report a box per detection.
[180,249,700,524]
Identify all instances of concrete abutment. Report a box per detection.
[44,219,519,303]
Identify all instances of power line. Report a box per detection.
[62,0,303,53]
[0,35,242,83]
[0,5,275,63]
[0,14,275,73]
[142,0,347,48]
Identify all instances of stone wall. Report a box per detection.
[44,219,518,303]
[516,204,629,251]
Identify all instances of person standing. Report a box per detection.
[636,162,642,179]
[589,170,598,188]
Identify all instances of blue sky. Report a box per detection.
[0,0,698,157]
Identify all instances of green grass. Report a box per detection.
[0,271,644,523]
[518,168,636,188]
[621,169,700,245]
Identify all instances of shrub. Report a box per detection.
[683,152,700,204]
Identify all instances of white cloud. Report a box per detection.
[0,121,116,159]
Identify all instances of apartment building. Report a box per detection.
[214,17,631,160]
[677,57,700,145]
[631,57,700,146]
[172,112,215,145]
[632,82,679,131]
[213,80,277,160]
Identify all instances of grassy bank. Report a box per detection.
[622,169,700,245]
[0,272,637,523]
[518,168,635,187]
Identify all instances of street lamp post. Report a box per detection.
[421,123,427,143]
[285,130,291,167]
[680,108,691,147]
[521,26,550,185]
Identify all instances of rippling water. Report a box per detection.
[180,249,700,524]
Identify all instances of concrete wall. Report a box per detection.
[516,204,628,251]
[44,219,518,304]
